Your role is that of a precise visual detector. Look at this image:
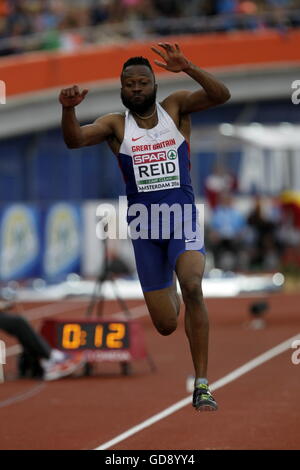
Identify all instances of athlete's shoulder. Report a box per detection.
[160,93,191,142]
[95,112,125,123]
[93,112,125,137]
[107,112,126,118]
[161,91,192,112]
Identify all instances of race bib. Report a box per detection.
[133,148,180,192]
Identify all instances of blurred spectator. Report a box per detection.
[152,0,182,17]
[280,190,300,228]
[0,0,9,16]
[180,0,210,17]
[237,0,263,30]
[208,191,247,270]
[277,192,300,271]
[247,196,280,270]
[57,14,86,51]
[265,0,293,32]
[0,0,299,56]
[278,206,300,246]
[0,298,84,380]
[30,2,61,33]
[215,0,238,14]
[205,162,237,209]
[90,0,111,26]
[214,0,239,31]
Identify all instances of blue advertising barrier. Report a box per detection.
[0,204,40,281]
[41,202,82,283]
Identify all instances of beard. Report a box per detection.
[121,88,157,114]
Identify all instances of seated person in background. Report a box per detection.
[0,298,83,380]
[277,206,300,269]
[204,162,237,209]
[208,191,247,270]
[247,196,280,270]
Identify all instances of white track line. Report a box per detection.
[0,383,46,408]
[21,301,88,321]
[94,333,300,450]
[111,305,147,320]
[16,298,147,322]
[22,300,146,322]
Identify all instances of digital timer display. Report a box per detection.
[41,318,147,363]
[57,321,129,350]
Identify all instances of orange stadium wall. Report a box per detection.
[1,30,300,97]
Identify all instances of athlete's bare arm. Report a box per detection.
[152,43,231,115]
[59,86,123,149]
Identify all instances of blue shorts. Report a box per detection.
[130,213,205,292]
[127,187,205,292]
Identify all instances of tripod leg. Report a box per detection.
[86,273,109,318]
[86,280,102,317]
[111,281,131,319]
[120,361,132,376]
[96,295,105,317]
[84,362,93,376]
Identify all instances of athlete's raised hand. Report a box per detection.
[151,43,190,73]
[59,85,89,108]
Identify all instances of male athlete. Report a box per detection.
[59,43,230,411]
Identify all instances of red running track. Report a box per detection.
[0,292,299,450]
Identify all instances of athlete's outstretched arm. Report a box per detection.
[151,43,231,113]
[59,85,114,148]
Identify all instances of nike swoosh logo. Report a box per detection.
[132,136,145,142]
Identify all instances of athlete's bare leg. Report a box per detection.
[175,251,208,379]
[143,274,180,336]
[143,251,208,378]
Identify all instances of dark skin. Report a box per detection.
[59,42,230,383]
[60,68,192,153]
[60,43,230,152]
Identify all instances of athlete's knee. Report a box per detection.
[157,324,177,336]
[180,277,203,304]
[154,317,177,336]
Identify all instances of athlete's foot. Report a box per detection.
[192,383,218,411]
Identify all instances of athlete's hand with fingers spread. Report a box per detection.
[151,43,190,73]
[59,85,89,108]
